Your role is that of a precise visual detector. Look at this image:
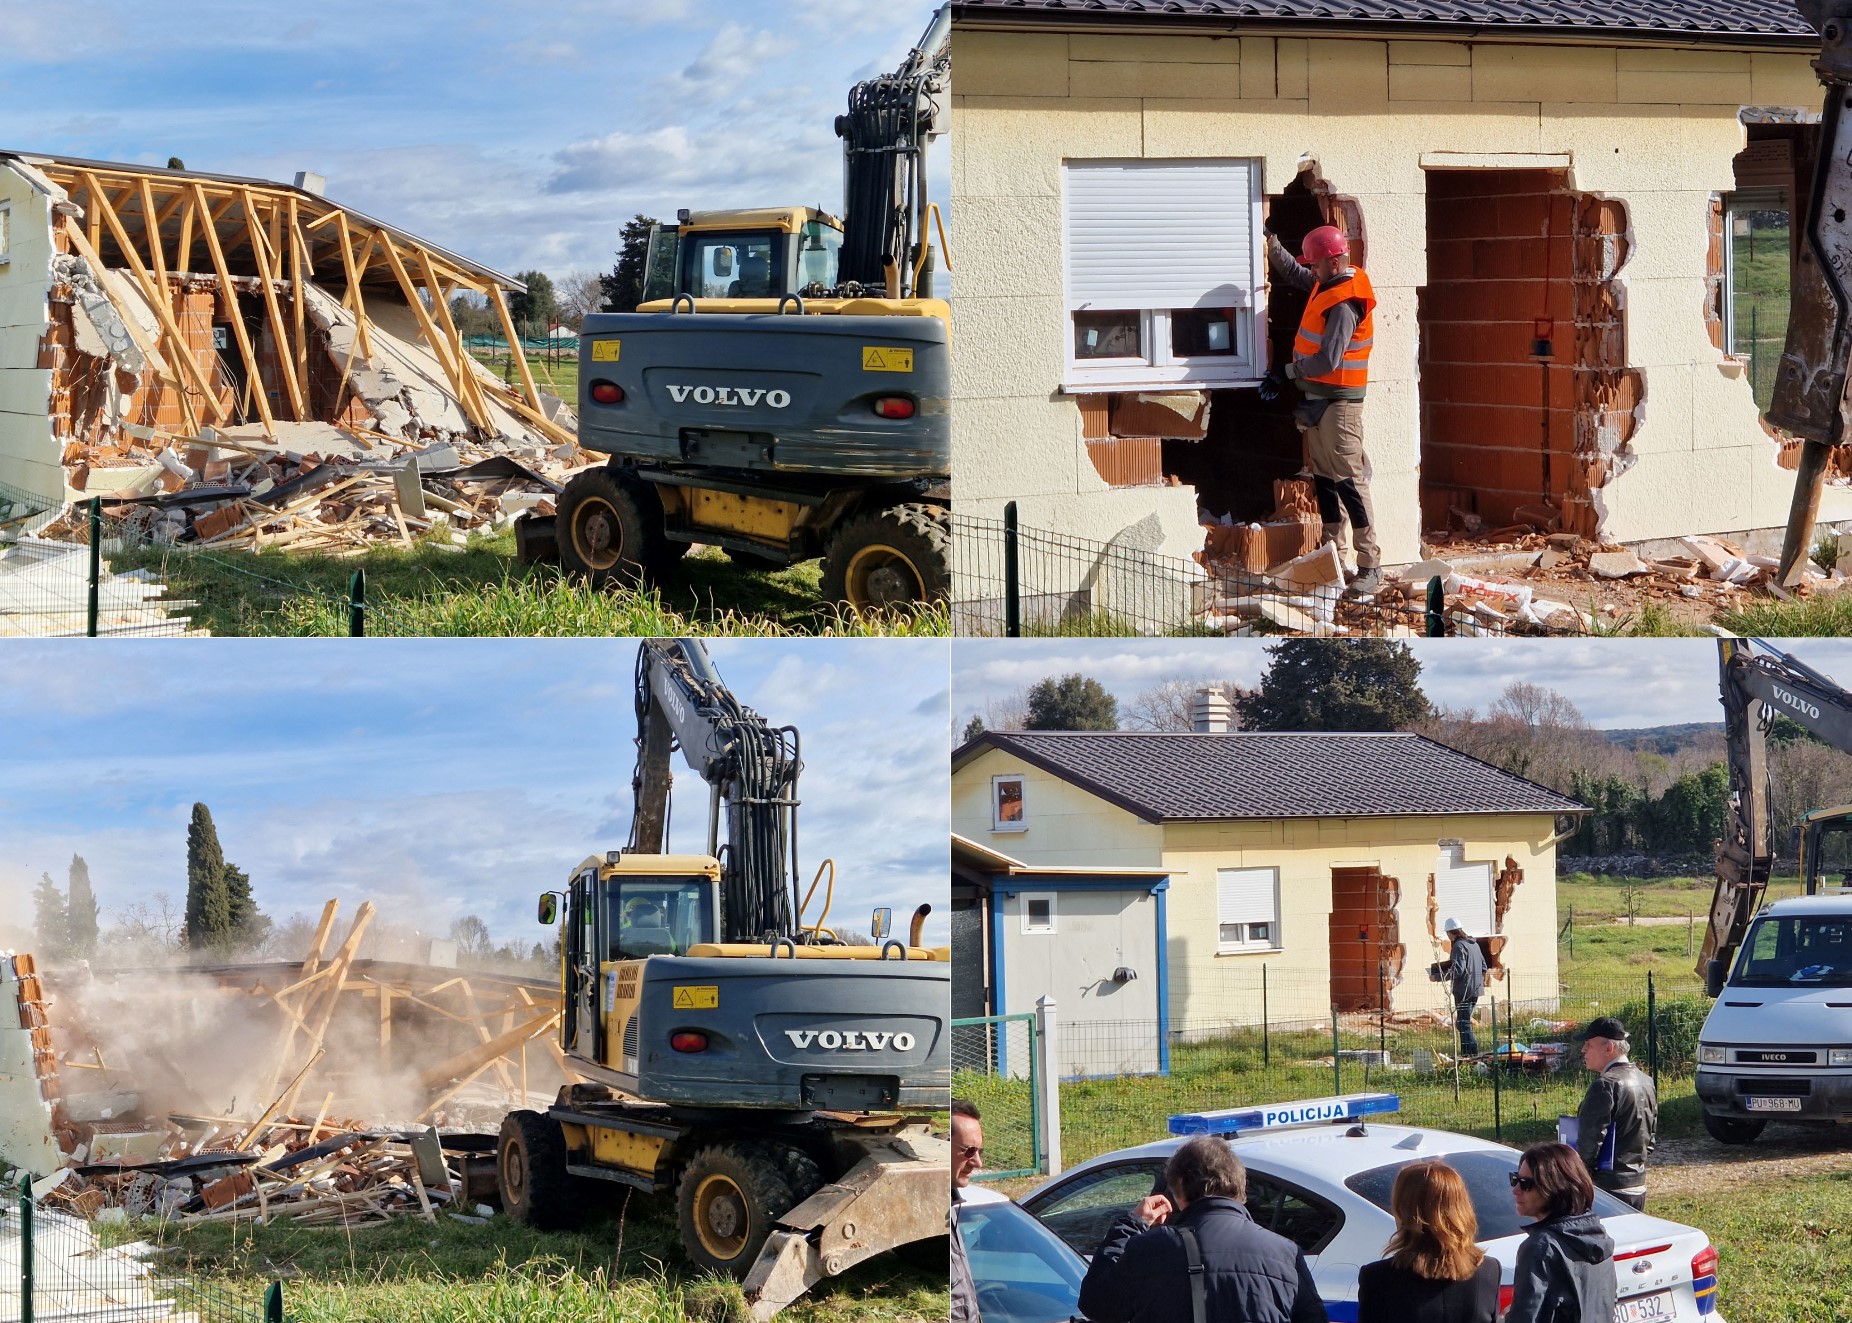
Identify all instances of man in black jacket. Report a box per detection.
[1078,1136,1328,1323]
[1574,1017,1658,1210]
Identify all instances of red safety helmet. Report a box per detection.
[1300,225,1349,263]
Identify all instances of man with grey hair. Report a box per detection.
[1078,1136,1328,1323]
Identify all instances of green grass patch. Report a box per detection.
[471,351,581,404]
[115,533,946,637]
[1717,590,1852,638]
[1654,1167,1852,1323]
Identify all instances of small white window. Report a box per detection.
[1216,867,1280,953]
[992,774,1027,832]
[1022,893,1056,935]
[1062,159,1264,392]
[0,203,11,267]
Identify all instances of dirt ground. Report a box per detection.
[1649,1124,1852,1197]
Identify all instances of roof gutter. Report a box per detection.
[949,9,1819,55]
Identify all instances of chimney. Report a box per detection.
[1191,688,1232,734]
[293,171,327,196]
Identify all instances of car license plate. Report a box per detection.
[1614,1290,1675,1323]
[1744,1096,1803,1112]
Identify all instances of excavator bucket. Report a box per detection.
[741,1126,950,1320]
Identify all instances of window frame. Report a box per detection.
[1060,157,1266,394]
[992,773,1028,833]
[1021,892,1057,936]
[1720,188,1788,361]
[1215,865,1282,955]
[0,202,11,268]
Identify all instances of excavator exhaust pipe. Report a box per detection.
[909,904,931,947]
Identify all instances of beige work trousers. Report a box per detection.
[1299,399,1380,571]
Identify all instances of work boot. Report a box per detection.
[1347,566,1384,596]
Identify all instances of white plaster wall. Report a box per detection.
[0,966,61,1177]
[998,887,1162,1076]
[953,30,1845,561]
[0,166,59,504]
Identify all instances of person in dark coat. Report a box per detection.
[1573,1017,1658,1210]
[1356,1160,1500,1323]
[1429,918,1487,1056]
[1078,1135,1327,1323]
[1506,1142,1617,1323]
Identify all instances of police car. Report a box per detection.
[958,1182,1087,1323]
[1017,1094,1721,1323]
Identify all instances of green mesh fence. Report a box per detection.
[953,1014,1044,1181]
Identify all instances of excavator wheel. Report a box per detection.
[677,1141,813,1279]
[498,1109,588,1229]
[1701,1112,1767,1145]
[556,466,674,587]
[821,502,950,611]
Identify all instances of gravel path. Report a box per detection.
[1647,1126,1852,1198]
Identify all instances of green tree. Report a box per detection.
[451,914,496,965]
[185,802,232,951]
[599,215,660,313]
[1234,639,1432,732]
[1025,674,1118,731]
[31,872,69,956]
[223,862,271,949]
[960,714,986,743]
[65,854,99,958]
[507,270,559,340]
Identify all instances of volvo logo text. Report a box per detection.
[1772,685,1821,720]
[783,1029,916,1051]
[667,384,792,408]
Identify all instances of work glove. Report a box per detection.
[1257,367,1287,403]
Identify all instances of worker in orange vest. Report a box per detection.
[1258,224,1381,595]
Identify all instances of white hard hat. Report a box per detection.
[1443,917,1462,933]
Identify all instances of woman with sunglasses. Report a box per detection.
[1356,1160,1500,1323]
[1505,1142,1617,1323]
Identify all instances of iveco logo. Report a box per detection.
[667,384,792,409]
[784,1029,916,1051]
[1772,685,1821,720]
[1764,1052,1790,1061]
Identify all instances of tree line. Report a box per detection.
[446,215,659,343]
[960,639,1852,861]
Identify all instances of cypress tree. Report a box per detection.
[185,802,231,950]
[66,854,99,958]
[31,872,69,955]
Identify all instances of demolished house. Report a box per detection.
[950,0,1848,622]
[0,153,585,565]
[0,901,569,1229]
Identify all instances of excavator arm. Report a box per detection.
[628,639,802,943]
[1775,1,1852,583]
[1700,638,1852,979]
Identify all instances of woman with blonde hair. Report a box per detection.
[1356,1160,1500,1323]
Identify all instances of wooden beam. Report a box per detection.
[65,205,224,428]
[85,180,102,256]
[417,1008,558,1095]
[378,233,482,430]
[300,899,339,977]
[288,197,311,413]
[418,247,493,430]
[175,196,197,276]
[239,187,306,420]
[137,178,170,289]
[276,901,375,1114]
[334,217,373,361]
[489,284,543,419]
[60,218,188,413]
[193,183,276,436]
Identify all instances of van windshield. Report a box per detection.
[1733,915,1852,987]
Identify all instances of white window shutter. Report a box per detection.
[1064,160,1258,313]
[1434,849,1494,937]
[1217,867,1277,928]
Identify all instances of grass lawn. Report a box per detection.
[1731,224,1788,414]
[1655,1169,1852,1323]
[116,531,946,637]
[471,351,580,405]
[129,1196,945,1323]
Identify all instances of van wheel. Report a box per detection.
[822,503,949,609]
[1702,1112,1766,1145]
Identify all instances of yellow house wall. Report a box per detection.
[953,30,1838,562]
[952,746,1167,867]
[0,165,59,503]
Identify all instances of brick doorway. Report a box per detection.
[1329,865,1404,1014]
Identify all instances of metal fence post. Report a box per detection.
[1647,971,1659,1092]
[1003,501,1021,638]
[1425,575,1445,637]
[1036,995,1062,1177]
[87,496,102,638]
[1490,992,1502,1141]
[1261,964,1270,1068]
[348,568,366,637]
[1331,1004,1342,1096]
[20,1169,33,1323]
[265,1282,285,1323]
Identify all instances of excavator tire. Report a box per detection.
[556,466,675,586]
[821,502,950,610]
[1701,1112,1767,1145]
[678,1141,809,1279]
[499,1109,587,1230]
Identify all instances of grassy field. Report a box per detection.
[126,1192,945,1323]
[471,351,580,405]
[1731,223,1789,414]
[1657,1169,1852,1323]
[118,531,947,637]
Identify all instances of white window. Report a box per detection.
[0,203,10,267]
[1216,867,1280,953]
[992,774,1026,832]
[1062,158,1264,391]
[1434,843,1495,938]
[1022,892,1056,935]
[1720,188,1787,412]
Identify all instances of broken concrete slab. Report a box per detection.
[1589,549,1649,578]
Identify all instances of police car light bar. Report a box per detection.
[1169,1092,1402,1137]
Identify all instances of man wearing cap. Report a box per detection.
[1259,225,1382,596]
[1574,1018,1658,1210]
[1428,918,1487,1057]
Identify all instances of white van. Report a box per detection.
[1695,893,1852,1143]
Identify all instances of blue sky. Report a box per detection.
[952,639,1852,733]
[2,0,944,277]
[0,639,951,954]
